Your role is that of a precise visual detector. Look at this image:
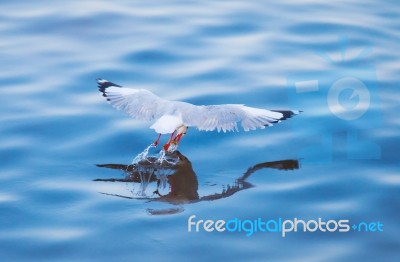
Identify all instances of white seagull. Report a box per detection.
[97,78,300,151]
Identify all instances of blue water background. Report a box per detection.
[1,1,399,261]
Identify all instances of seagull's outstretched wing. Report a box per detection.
[98,78,299,133]
[183,104,299,132]
[98,78,172,121]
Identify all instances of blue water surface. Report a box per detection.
[1,1,399,261]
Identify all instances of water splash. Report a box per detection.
[131,144,155,164]
[137,165,154,196]
[124,144,182,197]
[157,150,179,165]
[131,143,180,165]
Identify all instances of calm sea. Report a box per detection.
[1,1,399,261]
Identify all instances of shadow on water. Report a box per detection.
[94,151,300,215]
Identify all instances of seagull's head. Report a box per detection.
[177,125,188,136]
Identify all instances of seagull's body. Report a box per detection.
[97,78,299,151]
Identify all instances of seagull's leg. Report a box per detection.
[163,130,176,151]
[172,127,187,145]
[173,133,183,144]
[171,126,187,147]
[152,133,162,146]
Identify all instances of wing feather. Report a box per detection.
[98,78,299,133]
[98,78,171,121]
[182,104,292,132]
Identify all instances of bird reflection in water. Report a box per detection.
[95,151,299,215]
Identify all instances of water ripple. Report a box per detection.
[0,0,399,261]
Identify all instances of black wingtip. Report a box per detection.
[272,110,301,121]
[97,78,122,96]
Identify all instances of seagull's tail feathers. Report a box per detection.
[97,78,122,97]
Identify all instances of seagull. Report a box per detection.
[97,78,300,151]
